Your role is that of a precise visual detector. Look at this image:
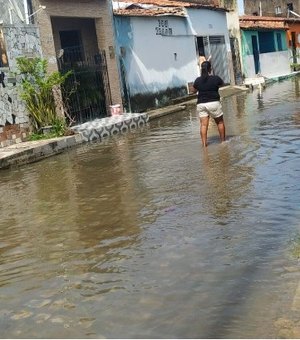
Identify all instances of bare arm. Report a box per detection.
[191,86,198,94]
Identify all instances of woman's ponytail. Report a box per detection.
[201,61,212,81]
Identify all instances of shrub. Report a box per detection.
[290,63,300,72]
[16,57,71,133]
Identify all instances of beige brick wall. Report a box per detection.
[0,124,29,148]
[32,0,122,109]
[32,0,57,72]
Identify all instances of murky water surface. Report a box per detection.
[1,77,300,338]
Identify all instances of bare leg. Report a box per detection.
[214,115,226,143]
[200,116,209,147]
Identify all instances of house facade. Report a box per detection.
[244,0,300,17]
[0,0,42,147]
[286,18,300,65]
[29,0,123,123]
[240,15,300,79]
[113,0,234,112]
[0,0,123,146]
[239,16,290,79]
[243,1,300,67]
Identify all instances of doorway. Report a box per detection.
[196,35,230,84]
[53,18,112,124]
[196,36,208,58]
[59,30,83,62]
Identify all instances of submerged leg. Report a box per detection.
[200,116,209,147]
[214,115,226,143]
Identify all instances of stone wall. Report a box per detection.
[0,0,25,25]
[0,25,42,147]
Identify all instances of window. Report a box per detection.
[209,36,225,45]
[277,33,283,51]
[275,6,282,15]
[0,30,9,68]
[258,31,275,53]
[287,3,294,11]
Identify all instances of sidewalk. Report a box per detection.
[0,85,248,170]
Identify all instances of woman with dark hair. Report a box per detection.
[193,61,226,147]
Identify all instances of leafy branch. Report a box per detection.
[16,57,72,134]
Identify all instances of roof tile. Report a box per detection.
[112,0,224,15]
[114,7,186,16]
[239,15,287,30]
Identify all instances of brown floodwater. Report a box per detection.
[1,77,300,338]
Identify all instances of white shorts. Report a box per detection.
[197,101,223,119]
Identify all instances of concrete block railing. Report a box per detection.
[71,113,149,142]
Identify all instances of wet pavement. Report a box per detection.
[1,77,300,338]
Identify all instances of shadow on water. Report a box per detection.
[1,76,300,338]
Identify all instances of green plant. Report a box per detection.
[291,63,300,72]
[16,57,71,133]
[27,115,76,140]
[28,132,48,141]
[52,117,66,136]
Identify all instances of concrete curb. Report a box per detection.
[147,85,249,121]
[0,134,84,169]
[148,104,187,120]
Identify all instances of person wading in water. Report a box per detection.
[193,61,226,147]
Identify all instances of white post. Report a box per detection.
[9,8,13,24]
[259,1,262,16]
[27,6,46,20]
[23,0,29,24]
[289,10,300,18]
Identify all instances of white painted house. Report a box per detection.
[113,0,233,112]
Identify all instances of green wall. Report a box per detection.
[241,30,287,56]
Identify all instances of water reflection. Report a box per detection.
[1,76,300,338]
[201,142,254,219]
[257,89,264,110]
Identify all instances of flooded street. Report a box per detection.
[1,77,300,338]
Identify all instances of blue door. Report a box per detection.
[251,35,260,74]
